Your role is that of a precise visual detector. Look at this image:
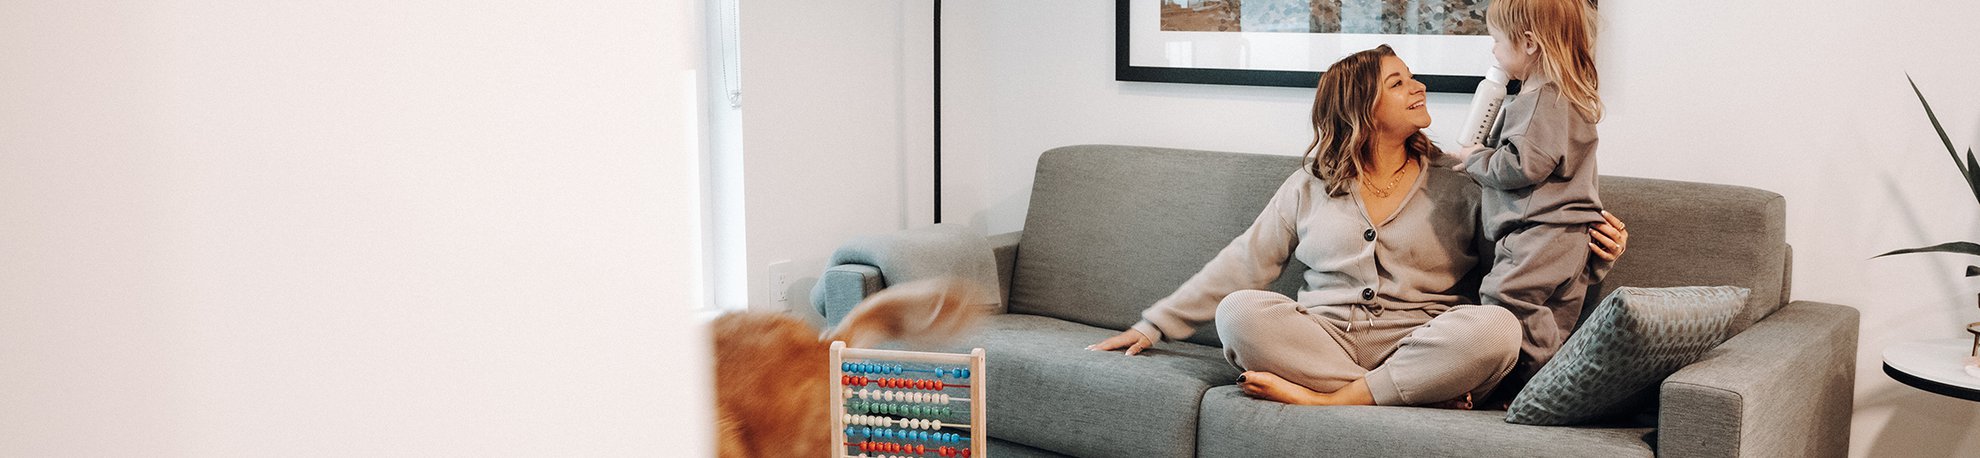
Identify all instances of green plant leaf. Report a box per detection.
[1875,241,1980,258]
[1969,147,1980,202]
[1908,74,1980,205]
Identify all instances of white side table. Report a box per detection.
[1882,338,1980,402]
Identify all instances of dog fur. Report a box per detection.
[711,278,987,458]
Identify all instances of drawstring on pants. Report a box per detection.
[1345,302,1384,333]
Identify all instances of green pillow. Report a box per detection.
[1506,286,1748,426]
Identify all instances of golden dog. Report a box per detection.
[711,278,987,458]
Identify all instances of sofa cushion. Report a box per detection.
[1593,177,1787,334]
[1508,286,1746,425]
[1197,386,1654,457]
[1009,145,1307,347]
[944,313,1241,458]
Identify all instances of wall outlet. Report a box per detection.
[768,260,793,305]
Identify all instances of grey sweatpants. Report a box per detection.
[1480,223,1595,388]
[1213,290,1523,406]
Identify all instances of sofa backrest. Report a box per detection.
[1588,176,1788,334]
[1008,145,1791,346]
[1008,145,1306,347]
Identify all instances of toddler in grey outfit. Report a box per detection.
[1460,79,1609,392]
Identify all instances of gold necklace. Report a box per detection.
[1362,157,1413,198]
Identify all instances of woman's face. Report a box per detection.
[1371,55,1431,134]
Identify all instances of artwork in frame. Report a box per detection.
[1116,0,1500,93]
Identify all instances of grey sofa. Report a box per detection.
[814,144,1857,458]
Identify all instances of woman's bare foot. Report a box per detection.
[1422,393,1474,410]
[1236,371,1375,406]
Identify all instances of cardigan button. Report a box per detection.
[1361,288,1375,300]
[1363,229,1376,241]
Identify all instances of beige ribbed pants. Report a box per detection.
[1213,290,1522,406]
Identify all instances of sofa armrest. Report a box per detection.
[811,225,1014,326]
[816,264,884,326]
[988,230,1021,307]
[1658,300,1858,458]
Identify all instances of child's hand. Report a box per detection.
[1447,145,1486,172]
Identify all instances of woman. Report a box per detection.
[1087,45,1628,408]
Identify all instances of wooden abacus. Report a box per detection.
[829,341,986,458]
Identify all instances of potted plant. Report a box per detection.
[1875,75,1980,374]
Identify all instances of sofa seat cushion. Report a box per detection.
[1197,386,1654,458]
[945,313,1242,458]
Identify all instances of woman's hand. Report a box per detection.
[1588,210,1629,262]
[1087,329,1153,356]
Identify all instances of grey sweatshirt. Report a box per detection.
[1130,164,1486,342]
[1462,81,1605,240]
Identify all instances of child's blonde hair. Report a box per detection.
[1488,0,1602,122]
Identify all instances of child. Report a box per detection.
[1448,0,1607,399]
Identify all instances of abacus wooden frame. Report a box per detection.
[829,341,988,458]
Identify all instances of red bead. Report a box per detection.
[934,381,945,390]
[915,444,926,455]
[961,448,971,458]
[859,442,872,452]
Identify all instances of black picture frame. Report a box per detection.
[1115,0,1484,93]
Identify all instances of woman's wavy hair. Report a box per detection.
[1488,0,1602,122]
[1303,45,1439,196]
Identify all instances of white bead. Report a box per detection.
[933,420,943,430]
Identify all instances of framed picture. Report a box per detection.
[1116,0,1496,93]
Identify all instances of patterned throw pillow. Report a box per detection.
[1505,286,1748,426]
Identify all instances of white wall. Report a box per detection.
[937,1,1980,457]
[0,1,708,456]
[738,0,938,317]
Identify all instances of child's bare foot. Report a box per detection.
[1422,393,1474,410]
